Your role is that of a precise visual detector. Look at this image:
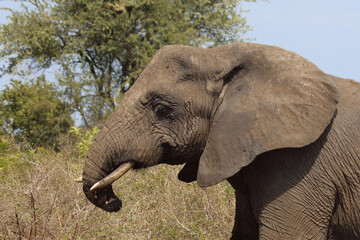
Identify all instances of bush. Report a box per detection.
[0,138,12,172]
[0,77,73,148]
[70,126,100,157]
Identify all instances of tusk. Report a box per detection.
[90,162,135,192]
[75,177,83,183]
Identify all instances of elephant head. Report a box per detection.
[81,43,339,212]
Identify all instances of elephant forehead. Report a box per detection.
[120,46,212,108]
[155,45,207,65]
[137,60,184,86]
[146,81,208,104]
[141,45,208,82]
[135,64,205,95]
[120,75,203,110]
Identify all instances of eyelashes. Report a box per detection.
[144,92,178,121]
[153,103,175,120]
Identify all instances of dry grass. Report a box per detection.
[0,140,235,239]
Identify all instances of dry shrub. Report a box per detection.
[0,140,235,239]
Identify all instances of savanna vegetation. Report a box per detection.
[0,133,235,239]
[0,0,258,238]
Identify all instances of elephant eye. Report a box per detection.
[154,104,174,120]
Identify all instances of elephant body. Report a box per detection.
[81,43,360,239]
[229,75,360,239]
[228,76,360,239]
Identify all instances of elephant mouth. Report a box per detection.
[81,162,135,212]
[103,195,122,212]
[83,184,122,212]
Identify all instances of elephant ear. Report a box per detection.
[196,43,340,187]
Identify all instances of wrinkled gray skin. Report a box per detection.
[82,43,360,239]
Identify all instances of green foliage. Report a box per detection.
[0,0,257,126]
[0,152,20,173]
[0,77,73,147]
[70,126,100,157]
[0,138,11,171]
[0,138,9,154]
[0,137,28,174]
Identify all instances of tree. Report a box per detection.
[0,77,73,147]
[0,0,256,126]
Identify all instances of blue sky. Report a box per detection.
[0,0,359,89]
[242,0,360,81]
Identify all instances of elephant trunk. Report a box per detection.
[81,116,132,212]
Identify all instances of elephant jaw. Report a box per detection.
[81,162,135,212]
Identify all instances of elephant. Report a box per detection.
[80,42,360,239]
